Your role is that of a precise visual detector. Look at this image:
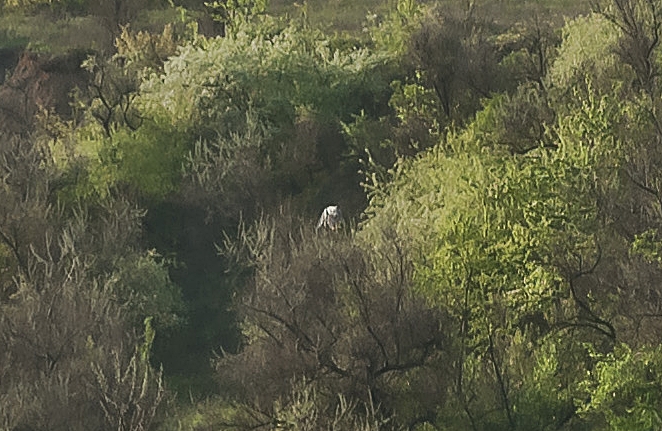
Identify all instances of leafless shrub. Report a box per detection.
[182,110,274,224]
[217,378,403,431]
[93,336,166,431]
[0,226,168,430]
[0,132,168,430]
[216,209,451,428]
[0,133,56,288]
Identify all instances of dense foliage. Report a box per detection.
[7,0,662,430]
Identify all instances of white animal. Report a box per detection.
[317,205,342,231]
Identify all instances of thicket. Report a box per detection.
[6,0,662,430]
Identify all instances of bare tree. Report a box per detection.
[408,4,506,123]
[597,0,662,98]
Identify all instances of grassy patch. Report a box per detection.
[269,0,391,33]
[0,12,112,53]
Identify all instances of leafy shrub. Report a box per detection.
[578,344,662,431]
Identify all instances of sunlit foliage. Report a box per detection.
[9,0,662,429]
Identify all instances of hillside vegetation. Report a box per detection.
[7,0,662,430]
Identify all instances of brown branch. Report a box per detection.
[566,243,617,340]
[487,330,514,428]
